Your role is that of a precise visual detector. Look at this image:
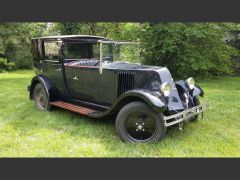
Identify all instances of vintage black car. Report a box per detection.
[28,35,208,143]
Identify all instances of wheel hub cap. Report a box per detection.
[138,125,143,130]
[124,112,157,142]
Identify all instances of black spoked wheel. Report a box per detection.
[33,83,50,111]
[116,101,166,143]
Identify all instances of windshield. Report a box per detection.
[100,41,140,63]
[63,41,140,64]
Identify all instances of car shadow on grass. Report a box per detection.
[48,106,197,144]
[3,92,200,149]
[14,102,196,142]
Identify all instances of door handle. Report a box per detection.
[73,76,79,80]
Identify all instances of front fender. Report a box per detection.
[175,80,204,97]
[193,84,204,97]
[112,90,167,113]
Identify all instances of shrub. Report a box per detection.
[141,23,239,79]
[5,41,33,69]
[0,58,16,72]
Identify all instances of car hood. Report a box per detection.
[105,62,184,112]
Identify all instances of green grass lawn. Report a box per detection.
[0,70,239,157]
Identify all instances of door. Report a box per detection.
[67,66,100,104]
[65,65,116,106]
[63,41,115,105]
[42,40,65,95]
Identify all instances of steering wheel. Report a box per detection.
[103,57,112,61]
[93,57,112,66]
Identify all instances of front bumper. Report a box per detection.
[163,101,209,127]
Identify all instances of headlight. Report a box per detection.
[186,77,195,90]
[160,82,171,96]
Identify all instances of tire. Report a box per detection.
[191,96,201,121]
[115,101,166,143]
[33,83,51,111]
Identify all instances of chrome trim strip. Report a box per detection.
[98,40,140,45]
[43,59,59,63]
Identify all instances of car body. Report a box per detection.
[28,35,208,143]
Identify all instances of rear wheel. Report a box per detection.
[33,83,51,111]
[115,101,166,143]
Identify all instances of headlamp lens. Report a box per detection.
[186,77,195,90]
[160,82,171,96]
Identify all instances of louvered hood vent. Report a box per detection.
[118,72,135,96]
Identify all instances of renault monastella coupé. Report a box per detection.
[28,35,208,143]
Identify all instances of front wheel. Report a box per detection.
[115,101,166,143]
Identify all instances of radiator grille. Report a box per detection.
[118,72,135,96]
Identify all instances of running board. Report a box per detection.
[50,101,100,115]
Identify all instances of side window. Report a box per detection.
[93,44,100,58]
[64,43,92,59]
[44,41,59,60]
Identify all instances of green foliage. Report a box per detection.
[223,24,240,75]
[46,22,143,40]
[0,23,46,70]
[1,22,240,77]
[48,22,239,78]
[0,58,16,72]
[5,39,33,69]
[111,44,140,63]
[46,23,105,35]
[141,23,239,78]
[52,23,81,35]
[101,23,142,41]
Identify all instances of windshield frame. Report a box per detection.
[97,40,141,74]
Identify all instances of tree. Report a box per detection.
[141,23,239,78]
[1,22,239,77]
[45,22,143,40]
[0,23,47,69]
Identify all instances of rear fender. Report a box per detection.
[29,75,60,101]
